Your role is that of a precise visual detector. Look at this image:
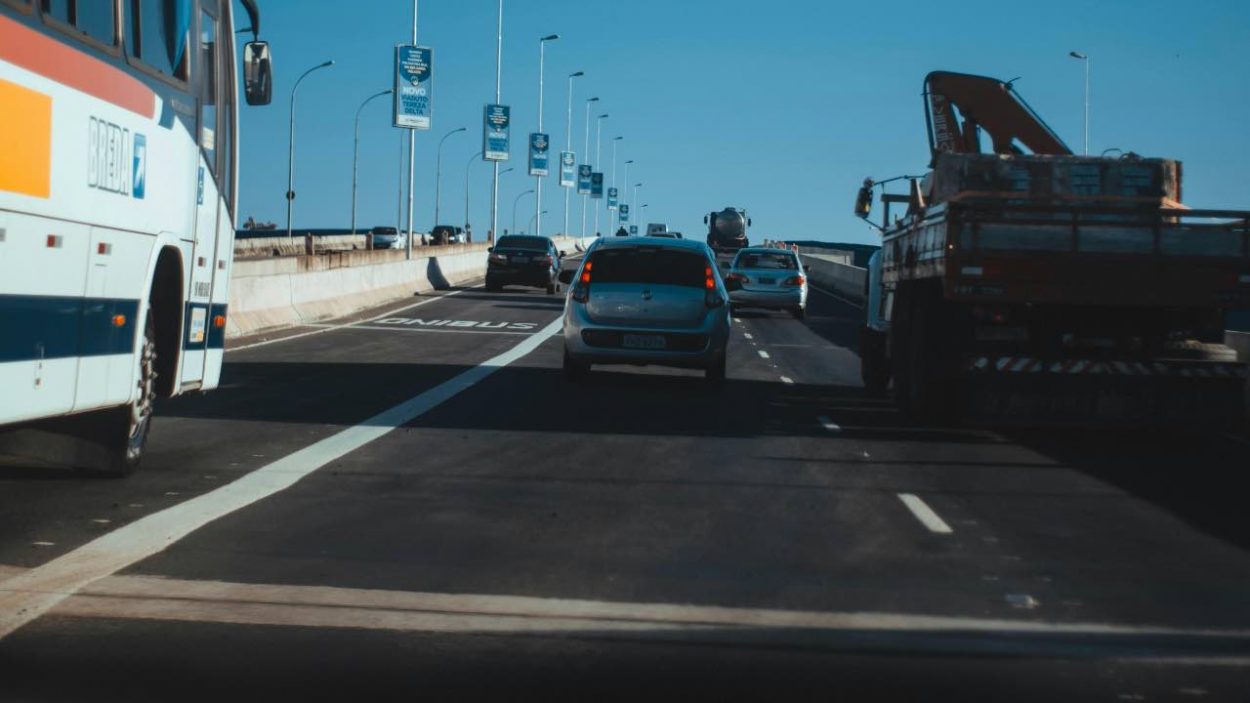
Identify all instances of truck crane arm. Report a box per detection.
[923,71,1072,164]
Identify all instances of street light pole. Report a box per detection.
[286,60,334,240]
[593,113,608,236]
[621,159,633,230]
[406,0,419,258]
[489,0,504,244]
[580,96,599,238]
[609,136,622,232]
[434,127,466,227]
[513,188,534,235]
[1070,50,1089,155]
[563,71,583,238]
[351,89,391,237]
[529,210,548,233]
[535,34,559,238]
[464,150,483,238]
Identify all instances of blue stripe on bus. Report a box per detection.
[182,303,229,351]
[0,295,139,363]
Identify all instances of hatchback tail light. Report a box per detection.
[572,262,592,302]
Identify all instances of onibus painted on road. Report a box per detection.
[0,0,274,475]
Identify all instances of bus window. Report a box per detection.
[127,0,190,80]
[41,0,118,45]
[199,7,217,175]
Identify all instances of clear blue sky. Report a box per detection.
[235,0,1250,245]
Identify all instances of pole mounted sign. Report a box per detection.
[629,225,638,234]
[559,151,576,188]
[607,187,618,210]
[528,133,550,176]
[483,104,511,161]
[619,203,630,222]
[590,172,604,199]
[394,45,432,130]
[577,165,592,194]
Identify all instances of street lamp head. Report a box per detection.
[598,113,610,120]
[453,127,467,134]
[570,71,585,78]
[587,96,600,103]
[541,34,560,42]
[614,136,624,141]
[1069,51,1087,60]
[635,182,643,187]
[625,160,634,165]
[501,167,514,175]
[320,60,335,68]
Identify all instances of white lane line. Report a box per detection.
[44,573,1250,652]
[807,283,866,310]
[733,317,742,324]
[306,324,534,337]
[228,288,470,352]
[897,494,954,535]
[779,376,794,385]
[757,350,770,359]
[743,333,753,340]
[818,416,841,433]
[0,318,564,641]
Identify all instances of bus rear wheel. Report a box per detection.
[92,312,157,477]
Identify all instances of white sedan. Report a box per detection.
[724,247,808,319]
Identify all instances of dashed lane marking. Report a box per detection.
[758,350,770,360]
[897,494,954,534]
[780,376,794,385]
[307,324,534,337]
[817,416,841,433]
[0,318,565,641]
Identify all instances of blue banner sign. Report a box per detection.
[528,133,550,176]
[483,104,510,162]
[559,151,576,188]
[577,165,592,194]
[590,172,604,199]
[619,203,630,223]
[607,187,618,209]
[394,45,432,130]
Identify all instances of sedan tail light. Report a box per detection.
[782,275,806,287]
[489,253,508,264]
[726,273,749,285]
[534,255,554,266]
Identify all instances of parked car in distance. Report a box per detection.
[725,247,808,319]
[430,225,466,245]
[558,238,742,385]
[486,235,563,294]
[370,226,399,249]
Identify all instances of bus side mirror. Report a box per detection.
[854,184,874,219]
[243,41,273,106]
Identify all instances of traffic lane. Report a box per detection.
[740,290,1250,629]
[120,328,1030,621]
[6,616,1250,703]
[0,285,564,570]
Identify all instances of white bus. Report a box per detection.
[0,0,273,475]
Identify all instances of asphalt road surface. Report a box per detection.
[3,260,1250,701]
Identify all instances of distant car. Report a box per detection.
[370,226,399,249]
[430,225,466,245]
[725,247,808,319]
[558,237,741,385]
[646,223,669,236]
[486,235,563,294]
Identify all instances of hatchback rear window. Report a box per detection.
[495,236,548,251]
[735,252,798,270]
[588,247,709,288]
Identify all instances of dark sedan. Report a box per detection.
[485,235,563,294]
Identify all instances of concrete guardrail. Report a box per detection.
[227,236,593,339]
[799,253,866,306]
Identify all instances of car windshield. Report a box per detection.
[735,252,797,270]
[588,247,708,288]
[495,236,548,251]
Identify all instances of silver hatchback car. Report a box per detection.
[559,238,741,384]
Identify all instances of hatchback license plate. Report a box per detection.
[622,334,666,350]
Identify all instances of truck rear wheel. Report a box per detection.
[901,289,959,422]
[860,328,890,393]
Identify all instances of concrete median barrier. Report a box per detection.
[227,237,593,339]
[800,253,866,305]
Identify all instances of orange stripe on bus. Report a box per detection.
[0,14,154,118]
[0,78,52,198]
